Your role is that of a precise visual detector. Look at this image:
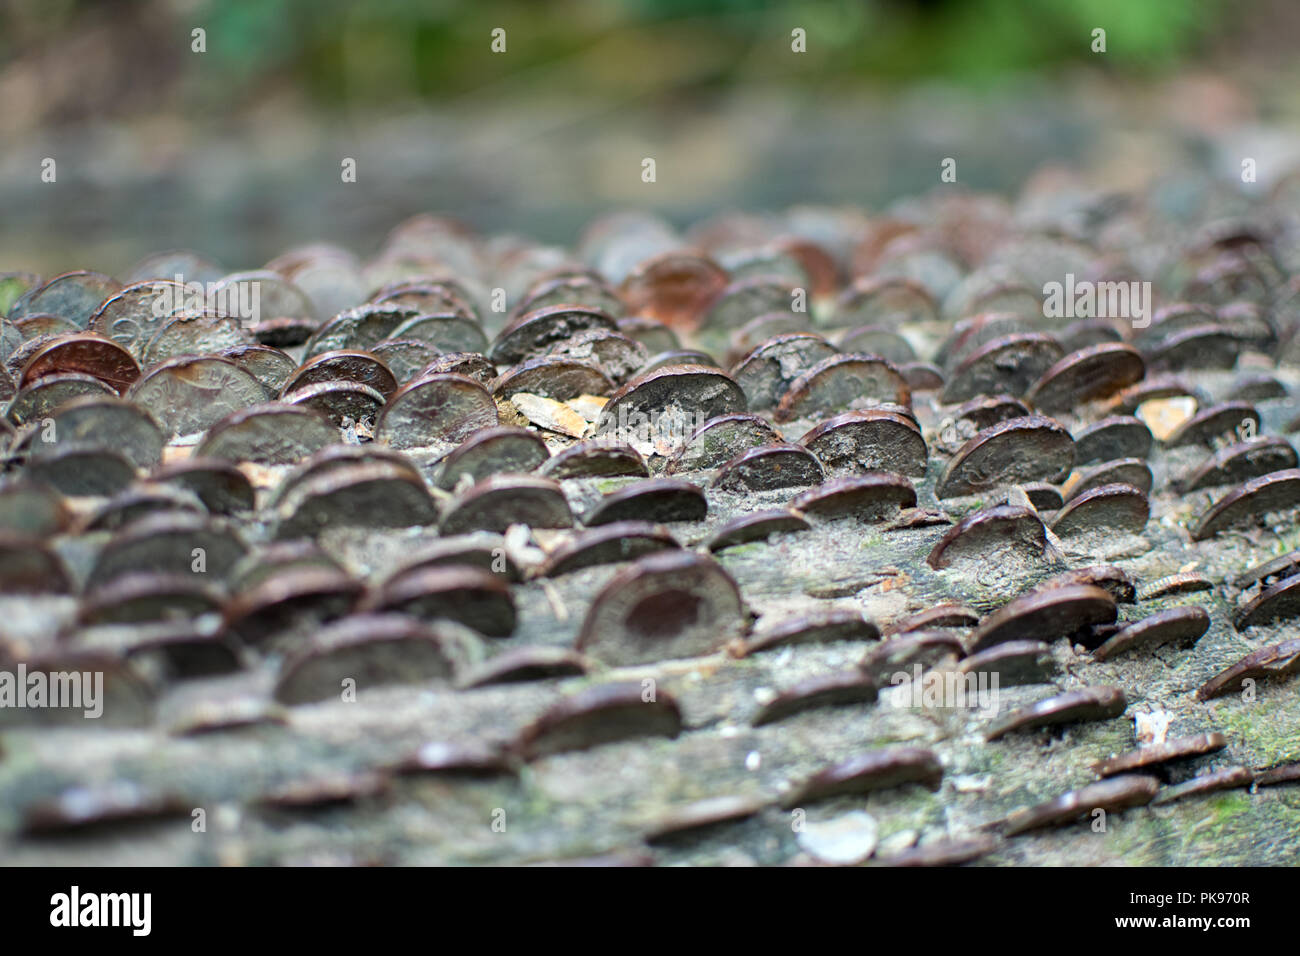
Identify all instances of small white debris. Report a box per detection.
[796,811,879,865]
[1136,709,1172,746]
[745,750,761,771]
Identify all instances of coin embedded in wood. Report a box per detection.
[774,353,911,424]
[1178,437,1298,493]
[1000,775,1159,836]
[1192,468,1300,540]
[731,333,838,410]
[712,443,824,492]
[790,473,917,521]
[438,475,574,535]
[515,682,683,759]
[434,426,550,490]
[801,409,928,478]
[1092,732,1227,777]
[968,584,1117,653]
[751,671,878,726]
[1024,342,1145,414]
[983,685,1126,741]
[1050,482,1150,539]
[940,333,1064,403]
[362,565,516,637]
[666,413,783,474]
[276,461,440,538]
[576,550,746,665]
[374,373,499,452]
[538,522,680,577]
[706,508,811,552]
[935,415,1074,498]
[1234,572,1300,631]
[126,356,267,438]
[782,747,943,807]
[195,403,338,465]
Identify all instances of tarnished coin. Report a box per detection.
[586,478,707,525]
[743,609,878,654]
[0,481,71,536]
[1163,401,1258,448]
[619,250,728,331]
[543,329,648,384]
[275,461,439,538]
[388,312,489,354]
[1000,776,1158,836]
[935,415,1074,498]
[515,682,683,759]
[731,333,838,410]
[142,311,251,365]
[774,353,911,424]
[78,572,224,625]
[666,413,783,474]
[18,333,141,393]
[538,522,679,577]
[1146,324,1245,372]
[790,473,916,521]
[369,339,437,384]
[1178,437,1297,492]
[836,276,938,326]
[1092,606,1211,660]
[539,439,649,479]
[926,504,1048,571]
[1149,768,1254,806]
[712,443,823,492]
[595,365,747,456]
[1063,458,1152,501]
[374,373,499,451]
[151,458,257,514]
[282,380,386,427]
[282,350,399,400]
[24,447,136,496]
[1192,468,1300,540]
[434,426,549,490]
[362,565,516,637]
[858,630,965,683]
[958,640,1057,686]
[302,303,417,356]
[968,584,1117,653]
[489,305,617,365]
[218,343,298,398]
[751,671,878,726]
[576,551,746,665]
[439,475,574,534]
[10,271,122,327]
[884,604,979,636]
[1196,637,1300,699]
[126,356,267,438]
[941,333,1064,404]
[1024,343,1145,414]
[24,395,164,468]
[459,647,589,688]
[514,273,625,321]
[983,686,1127,741]
[1234,572,1300,631]
[79,485,205,532]
[835,325,918,365]
[6,373,118,425]
[1040,565,1136,604]
[1050,482,1150,539]
[1072,415,1153,465]
[0,533,73,592]
[617,316,680,355]
[1232,549,1300,590]
[706,508,811,552]
[782,747,943,808]
[1093,732,1227,777]
[193,403,337,465]
[801,409,927,478]
[88,513,248,586]
[223,566,364,650]
[492,356,613,401]
[206,270,314,321]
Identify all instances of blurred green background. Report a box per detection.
[2,0,1297,273]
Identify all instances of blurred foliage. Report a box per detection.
[2,0,1235,114]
